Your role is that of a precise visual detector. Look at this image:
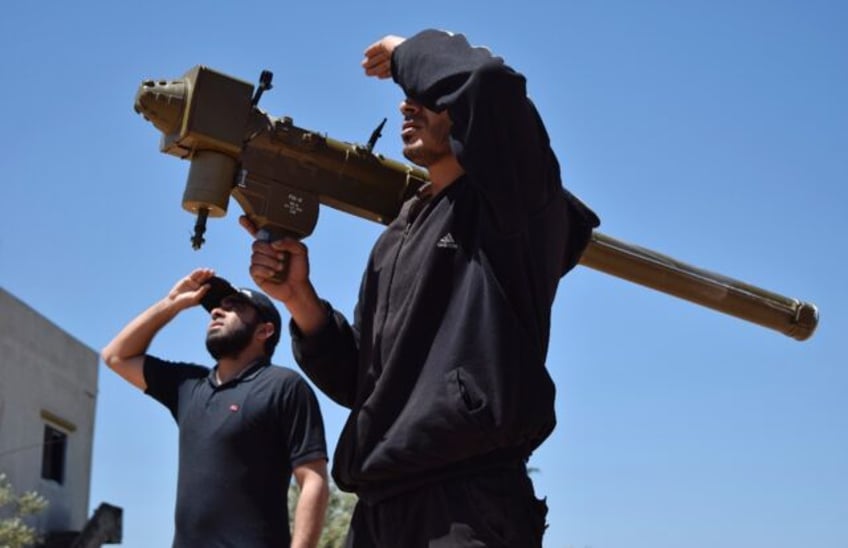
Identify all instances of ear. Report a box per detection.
[253,322,274,341]
[254,321,275,343]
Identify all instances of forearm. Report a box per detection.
[100,300,178,390]
[291,472,329,548]
[391,29,508,112]
[292,307,360,408]
[394,30,564,236]
[103,299,179,362]
[284,281,329,337]
[100,298,184,390]
[101,268,212,390]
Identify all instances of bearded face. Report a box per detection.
[205,300,261,361]
[400,99,453,168]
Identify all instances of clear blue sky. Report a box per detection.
[1,2,845,547]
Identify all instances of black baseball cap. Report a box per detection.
[200,276,282,350]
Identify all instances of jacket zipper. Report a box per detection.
[372,219,413,370]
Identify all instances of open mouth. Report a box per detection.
[401,122,419,144]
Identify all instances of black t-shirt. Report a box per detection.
[144,355,327,548]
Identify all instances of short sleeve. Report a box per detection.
[279,373,328,468]
[143,355,208,420]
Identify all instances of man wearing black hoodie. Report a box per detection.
[244,29,600,547]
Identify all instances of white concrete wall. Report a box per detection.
[0,288,98,534]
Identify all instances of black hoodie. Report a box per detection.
[291,29,600,501]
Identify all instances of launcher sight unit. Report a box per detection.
[134,66,427,249]
[134,66,818,341]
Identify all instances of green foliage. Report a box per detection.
[289,481,357,548]
[0,473,48,548]
[319,483,357,548]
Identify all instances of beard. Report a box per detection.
[401,113,453,168]
[205,317,257,361]
[402,137,453,168]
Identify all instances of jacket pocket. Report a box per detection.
[449,366,495,434]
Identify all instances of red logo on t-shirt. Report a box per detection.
[229,404,240,412]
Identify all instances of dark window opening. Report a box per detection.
[41,425,67,484]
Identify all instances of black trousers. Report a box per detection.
[344,465,548,548]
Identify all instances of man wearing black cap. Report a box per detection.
[101,268,329,548]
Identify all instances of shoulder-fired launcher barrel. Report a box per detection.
[134,66,819,342]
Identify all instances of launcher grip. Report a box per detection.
[256,227,295,284]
